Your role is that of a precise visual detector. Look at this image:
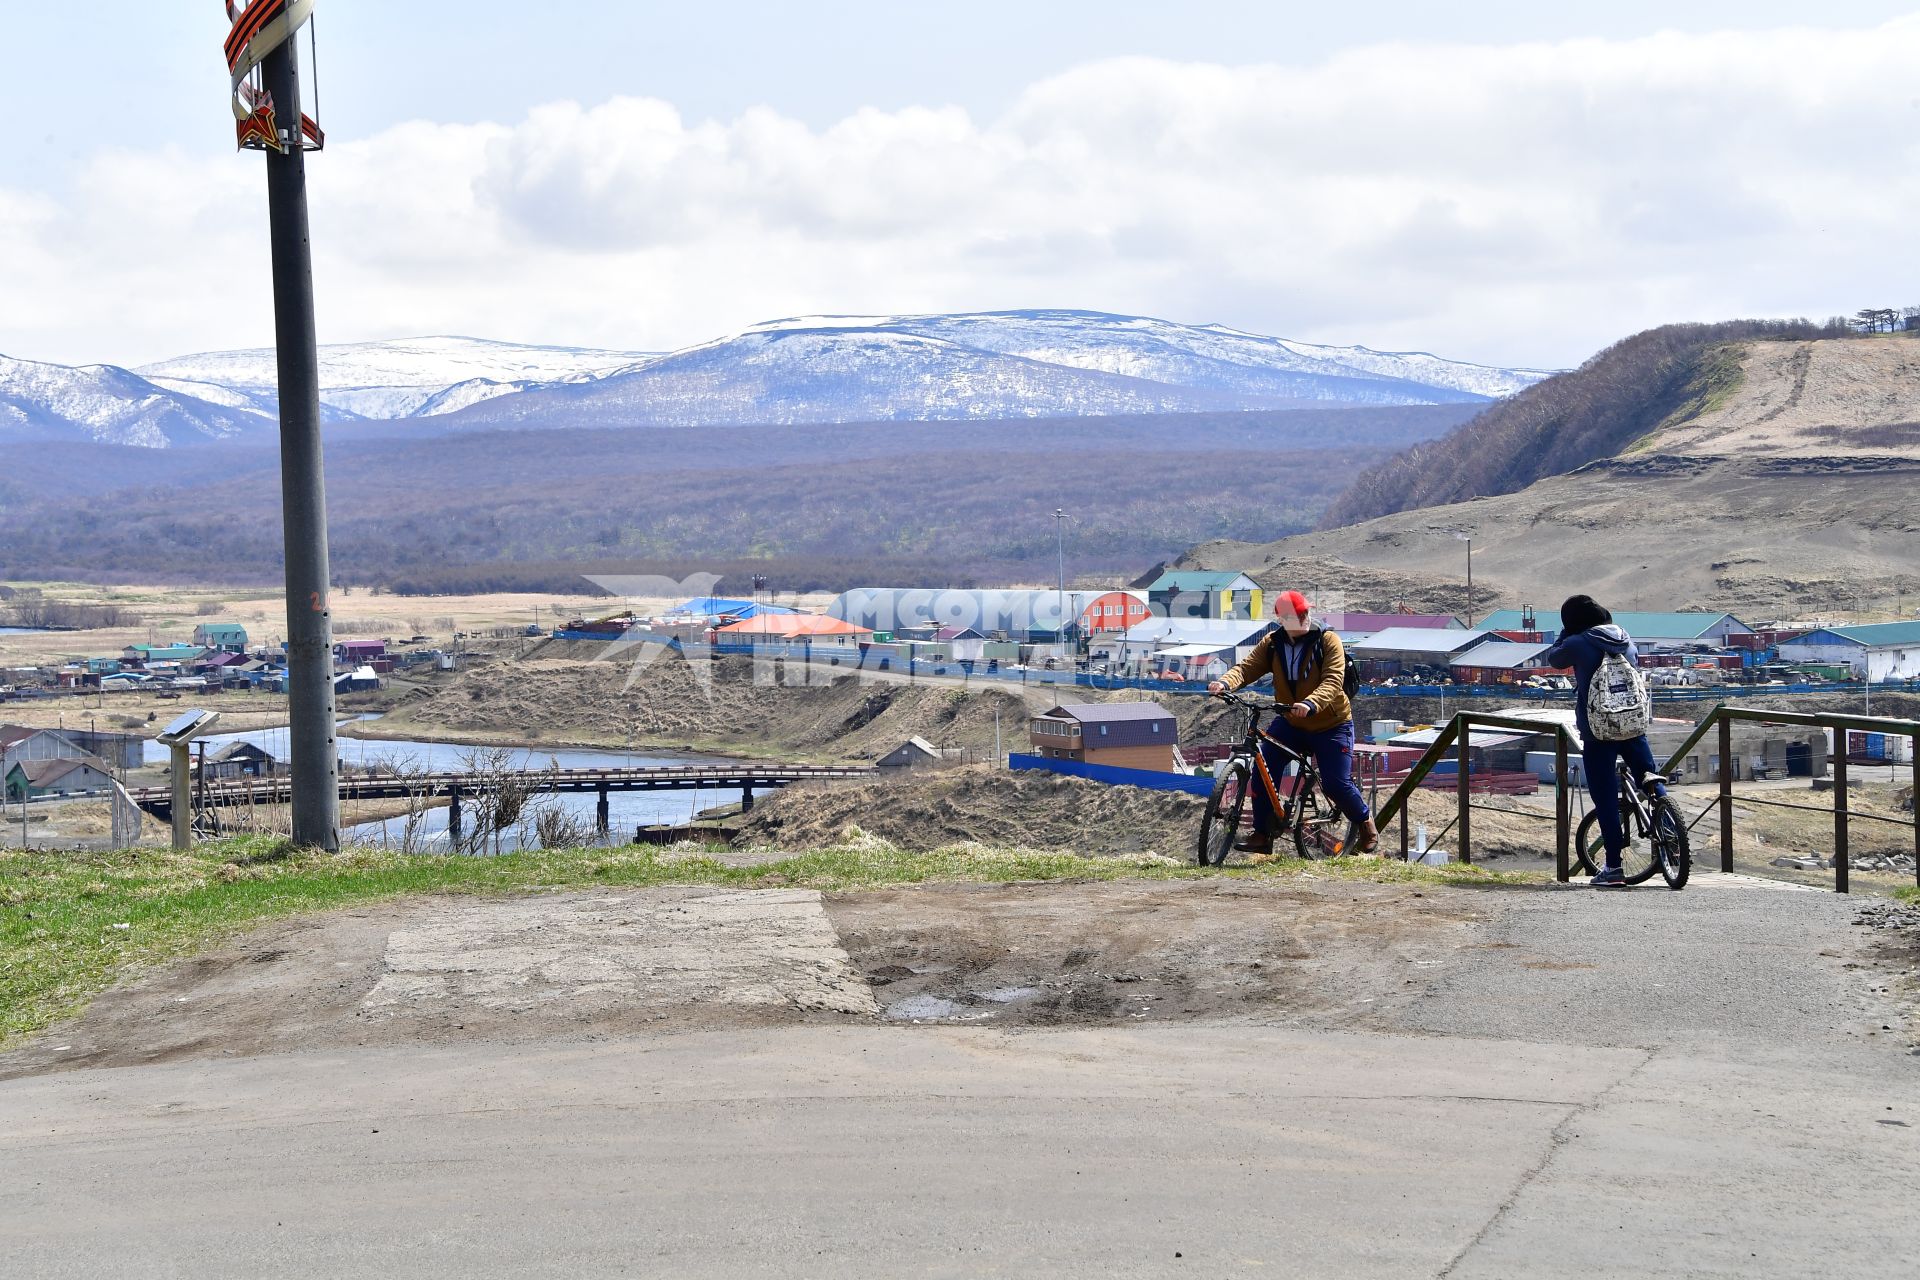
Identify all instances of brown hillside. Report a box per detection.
[1181,336,1920,617]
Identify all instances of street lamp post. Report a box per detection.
[1054,508,1068,661]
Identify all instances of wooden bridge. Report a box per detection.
[131,763,876,832]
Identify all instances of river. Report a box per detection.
[145,718,744,851]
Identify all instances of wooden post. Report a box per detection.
[1398,788,1409,861]
[1718,716,1734,874]
[595,781,610,835]
[1833,734,1849,895]
[447,786,462,845]
[1457,719,1471,865]
[742,785,754,814]
[1554,729,1570,883]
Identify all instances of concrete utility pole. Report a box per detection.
[1054,508,1068,655]
[248,9,339,850]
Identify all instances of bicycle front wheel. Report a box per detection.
[1198,758,1251,867]
[1651,797,1690,890]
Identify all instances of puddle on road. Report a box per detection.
[882,987,1041,1022]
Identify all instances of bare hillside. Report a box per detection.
[1182,336,1920,616]
[1644,337,1920,458]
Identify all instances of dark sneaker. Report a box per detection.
[1234,835,1273,854]
[1590,867,1627,888]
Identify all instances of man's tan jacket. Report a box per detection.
[1218,627,1354,733]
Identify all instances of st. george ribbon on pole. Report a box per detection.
[227,1,339,850]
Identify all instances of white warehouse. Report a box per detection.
[1776,621,1920,681]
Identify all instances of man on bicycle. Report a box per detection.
[1207,590,1378,855]
[1546,594,1669,888]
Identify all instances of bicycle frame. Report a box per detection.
[1220,694,1317,836]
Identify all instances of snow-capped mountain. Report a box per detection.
[13,312,1551,447]
[441,310,1552,431]
[0,353,272,447]
[137,336,650,421]
[748,310,1554,402]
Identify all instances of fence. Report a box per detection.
[1372,706,1920,892]
[1008,753,1216,797]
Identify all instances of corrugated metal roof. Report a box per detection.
[1450,640,1555,669]
[715,613,873,636]
[1477,609,1754,639]
[1044,701,1175,724]
[1350,628,1490,655]
[1830,620,1920,647]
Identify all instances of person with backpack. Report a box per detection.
[1207,589,1377,855]
[1546,594,1665,888]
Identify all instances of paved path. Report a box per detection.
[2,876,1915,1277]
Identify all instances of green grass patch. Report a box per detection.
[0,835,1530,1046]
[1895,884,1919,904]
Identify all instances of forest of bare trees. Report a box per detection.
[1318,317,1850,530]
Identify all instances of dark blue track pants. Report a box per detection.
[1582,733,1666,866]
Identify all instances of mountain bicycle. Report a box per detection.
[1196,691,1349,865]
[1572,758,1690,889]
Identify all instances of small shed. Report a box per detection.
[200,740,280,780]
[876,737,947,769]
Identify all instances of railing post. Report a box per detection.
[1718,716,1734,874]
[1554,729,1570,883]
[1399,787,1409,861]
[1910,736,1919,890]
[1833,732,1849,894]
[1457,718,1471,865]
[595,780,610,835]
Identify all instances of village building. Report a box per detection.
[1447,639,1560,685]
[875,737,949,769]
[197,741,281,780]
[1776,620,1920,681]
[1476,609,1758,651]
[1029,702,1179,771]
[713,613,874,652]
[1144,571,1263,621]
[827,588,1146,641]
[192,622,249,652]
[0,724,97,776]
[5,755,115,802]
[1092,618,1271,677]
[1347,628,1493,680]
[1319,611,1462,634]
[334,638,388,665]
[121,643,204,666]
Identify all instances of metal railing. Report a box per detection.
[1373,713,1577,880]
[1372,706,1920,892]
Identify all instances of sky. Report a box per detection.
[3,1,1917,370]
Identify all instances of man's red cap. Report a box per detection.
[1275,589,1311,618]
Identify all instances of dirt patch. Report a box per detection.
[0,879,1501,1076]
[827,878,1489,1029]
[737,764,1207,856]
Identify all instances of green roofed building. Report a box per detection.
[193,622,249,651]
[1145,571,1263,621]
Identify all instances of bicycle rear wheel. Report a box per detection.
[1198,758,1251,867]
[1575,809,1657,883]
[1573,812,1605,876]
[1651,797,1690,890]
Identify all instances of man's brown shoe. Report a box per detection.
[1234,833,1273,854]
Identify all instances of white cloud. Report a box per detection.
[3,19,1917,368]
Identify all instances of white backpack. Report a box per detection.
[1586,650,1651,741]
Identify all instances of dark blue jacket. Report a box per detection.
[1545,623,1638,742]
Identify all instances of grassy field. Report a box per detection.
[0,836,1527,1046]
